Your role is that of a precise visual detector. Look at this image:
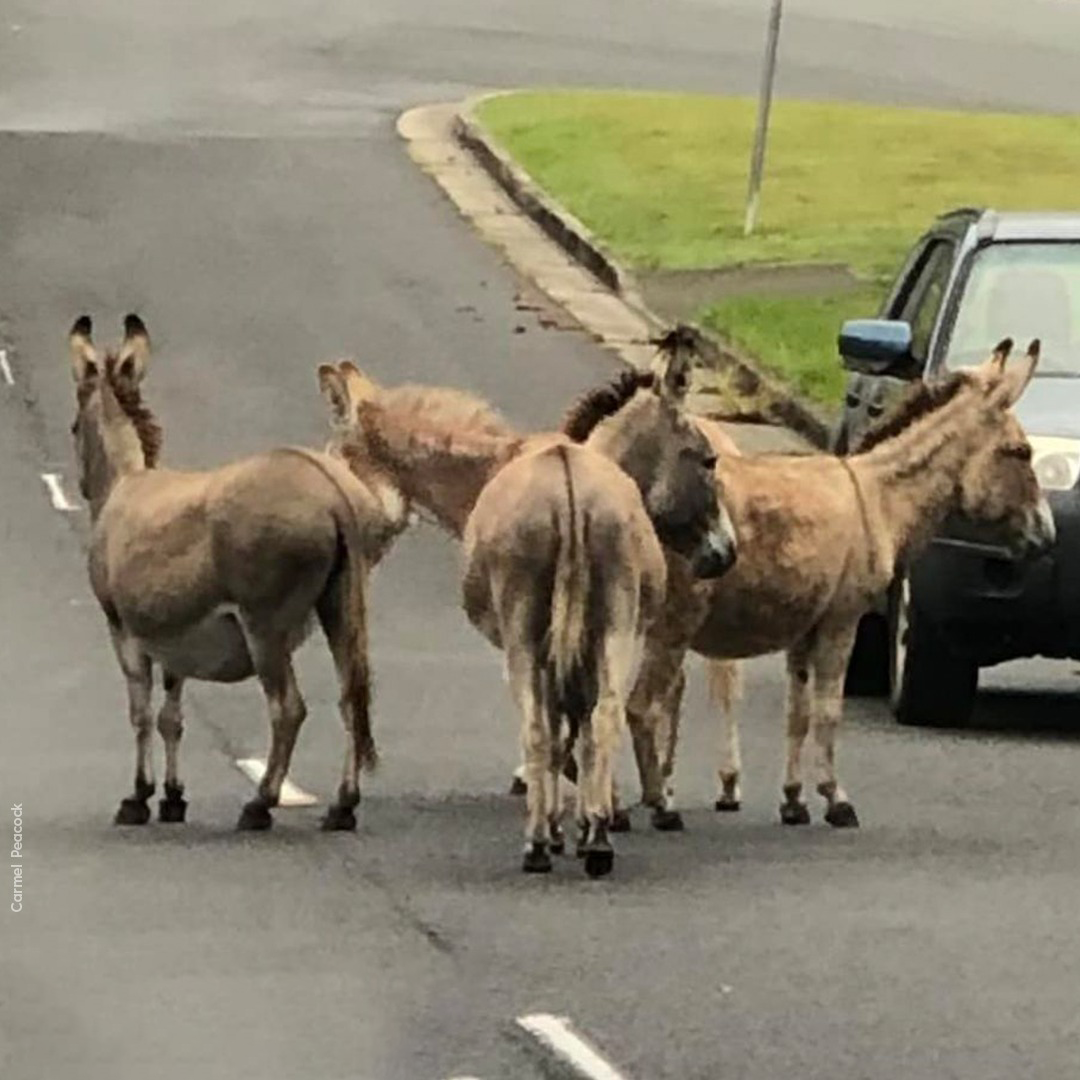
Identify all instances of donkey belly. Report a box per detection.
[690,579,832,660]
[141,610,256,682]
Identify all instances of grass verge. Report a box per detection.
[478,91,1080,405]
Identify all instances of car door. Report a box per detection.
[836,235,959,453]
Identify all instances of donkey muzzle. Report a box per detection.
[691,521,737,579]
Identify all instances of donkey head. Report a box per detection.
[586,329,737,578]
[957,337,1055,557]
[69,314,157,508]
[317,360,380,436]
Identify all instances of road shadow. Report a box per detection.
[965,683,1080,740]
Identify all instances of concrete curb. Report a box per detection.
[453,92,835,450]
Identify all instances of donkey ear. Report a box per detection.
[650,324,696,406]
[318,363,352,428]
[989,336,1015,375]
[338,360,380,409]
[989,337,1014,374]
[994,338,1040,408]
[118,313,151,383]
[69,315,100,384]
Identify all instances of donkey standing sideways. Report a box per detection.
[71,315,407,831]
[621,340,1055,828]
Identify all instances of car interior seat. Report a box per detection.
[986,268,1075,373]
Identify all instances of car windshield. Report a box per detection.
[942,241,1080,375]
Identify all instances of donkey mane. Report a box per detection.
[358,389,522,470]
[82,355,164,468]
[852,372,969,455]
[561,368,655,442]
[379,384,514,440]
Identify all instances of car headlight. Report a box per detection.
[1030,436,1080,491]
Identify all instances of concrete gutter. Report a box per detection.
[452,91,835,450]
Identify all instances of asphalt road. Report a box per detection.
[3,3,1080,1079]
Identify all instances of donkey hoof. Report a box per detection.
[584,846,615,879]
[115,798,151,826]
[158,796,187,824]
[714,797,741,813]
[522,843,553,874]
[780,802,811,826]
[549,827,566,855]
[509,776,528,797]
[237,802,273,831]
[825,801,859,828]
[610,808,633,833]
[651,808,685,832]
[321,805,358,832]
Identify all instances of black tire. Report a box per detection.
[890,574,978,727]
[844,612,890,697]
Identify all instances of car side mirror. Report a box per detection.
[838,319,922,379]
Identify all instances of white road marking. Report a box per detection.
[234,758,319,807]
[41,472,78,511]
[0,349,13,385]
[516,1014,631,1080]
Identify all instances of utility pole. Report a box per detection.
[743,0,784,237]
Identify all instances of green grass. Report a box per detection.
[701,287,883,405]
[478,91,1080,403]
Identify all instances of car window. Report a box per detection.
[897,240,954,363]
[942,242,1080,375]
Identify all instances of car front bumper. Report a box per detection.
[909,491,1080,664]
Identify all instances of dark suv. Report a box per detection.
[836,207,1080,726]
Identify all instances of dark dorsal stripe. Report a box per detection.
[852,372,968,455]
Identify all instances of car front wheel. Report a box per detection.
[889,573,978,727]
[844,612,889,697]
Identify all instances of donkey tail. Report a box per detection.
[548,446,590,698]
[277,447,377,772]
[705,658,743,714]
[337,508,378,772]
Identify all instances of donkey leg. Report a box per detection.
[581,684,629,878]
[508,653,552,873]
[317,584,373,832]
[780,642,814,826]
[625,642,681,820]
[810,628,860,828]
[581,630,638,878]
[609,777,632,833]
[238,638,307,831]
[157,672,188,823]
[110,631,155,826]
[708,660,744,812]
[652,664,687,832]
[546,720,573,854]
[575,727,597,858]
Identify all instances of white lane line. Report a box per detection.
[234,758,319,807]
[0,349,13,385]
[516,1014,631,1080]
[41,472,78,511]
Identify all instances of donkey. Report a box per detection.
[316,345,736,874]
[461,350,735,877]
[559,360,745,824]
[572,338,1055,829]
[71,315,408,831]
